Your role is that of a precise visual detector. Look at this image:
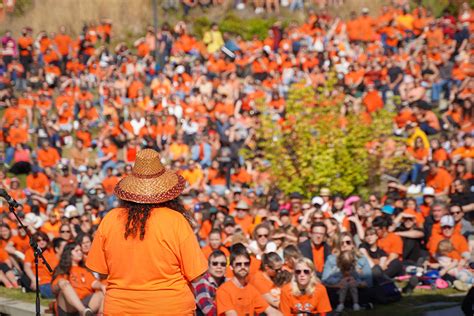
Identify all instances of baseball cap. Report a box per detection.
[320,188,331,197]
[223,216,235,226]
[440,215,454,227]
[381,205,395,215]
[280,209,290,217]
[311,196,324,206]
[422,187,435,196]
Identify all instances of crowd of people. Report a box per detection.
[0,0,472,314]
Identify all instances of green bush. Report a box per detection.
[219,13,275,40]
[10,0,33,17]
[193,16,212,39]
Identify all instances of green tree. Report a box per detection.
[252,75,406,198]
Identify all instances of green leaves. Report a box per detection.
[251,75,405,198]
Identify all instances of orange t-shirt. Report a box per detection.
[52,266,96,299]
[311,244,325,273]
[280,282,332,316]
[86,207,207,315]
[250,270,276,295]
[426,168,453,194]
[25,248,58,285]
[216,280,269,315]
[42,221,61,238]
[377,232,403,256]
[10,235,29,253]
[234,215,253,236]
[428,233,469,257]
[37,147,60,168]
[26,172,50,195]
[201,245,230,260]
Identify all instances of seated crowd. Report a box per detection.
[0,0,472,314]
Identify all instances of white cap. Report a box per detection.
[24,213,44,229]
[65,205,79,219]
[78,165,87,173]
[440,215,454,227]
[361,7,369,13]
[176,65,185,74]
[423,187,435,196]
[311,196,324,206]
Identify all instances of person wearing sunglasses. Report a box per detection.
[216,243,282,316]
[250,252,286,308]
[248,224,277,260]
[280,257,332,315]
[193,250,228,316]
[22,231,59,298]
[450,204,473,237]
[51,242,105,316]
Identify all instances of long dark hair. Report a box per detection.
[52,242,83,281]
[120,197,195,240]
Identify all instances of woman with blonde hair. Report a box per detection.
[324,217,341,250]
[280,257,332,315]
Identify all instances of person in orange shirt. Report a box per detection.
[86,149,207,315]
[298,222,331,276]
[280,257,332,316]
[233,200,254,236]
[36,141,61,169]
[26,166,50,196]
[427,215,469,262]
[216,243,281,316]
[202,229,230,260]
[42,212,61,239]
[23,231,59,299]
[52,242,104,316]
[426,162,453,196]
[373,216,403,277]
[250,252,285,309]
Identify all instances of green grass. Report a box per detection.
[0,287,52,307]
[0,287,466,313]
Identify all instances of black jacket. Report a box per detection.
[298,239,331,268]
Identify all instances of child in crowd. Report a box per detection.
[434,240,474,285]
[336,250,360,312]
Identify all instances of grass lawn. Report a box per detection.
[0,287,466,313]
[0,287,52,307]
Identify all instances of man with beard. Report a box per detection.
[216,243,282,315]
[193,250,228,316]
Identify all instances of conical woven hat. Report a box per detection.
[114,149,186,204]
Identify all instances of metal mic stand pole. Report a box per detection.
[9,203,53,316]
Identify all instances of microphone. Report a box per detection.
[0,189,20,208]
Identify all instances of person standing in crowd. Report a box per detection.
[86,149,207,314]
[193,250,227,316]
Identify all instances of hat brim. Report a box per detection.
[114,170,186,204]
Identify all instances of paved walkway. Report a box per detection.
[0,296,48,316]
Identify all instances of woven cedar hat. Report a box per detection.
[114,149,186,203]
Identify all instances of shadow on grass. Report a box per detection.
[348,290,465,316]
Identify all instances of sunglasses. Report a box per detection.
[295,269,311,275]
[313,216,324,220]
[81,219,90,223]
[451,211,462,215]
[270,266,282,273]
[60,230,71,233]
[211,261,226,267]
[36,238,45,242]
[234,261,250,268]
[442,226,453,230]
[342,240,352,245]
[258,234,268,238]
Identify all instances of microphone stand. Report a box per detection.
[9,203,52,316]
